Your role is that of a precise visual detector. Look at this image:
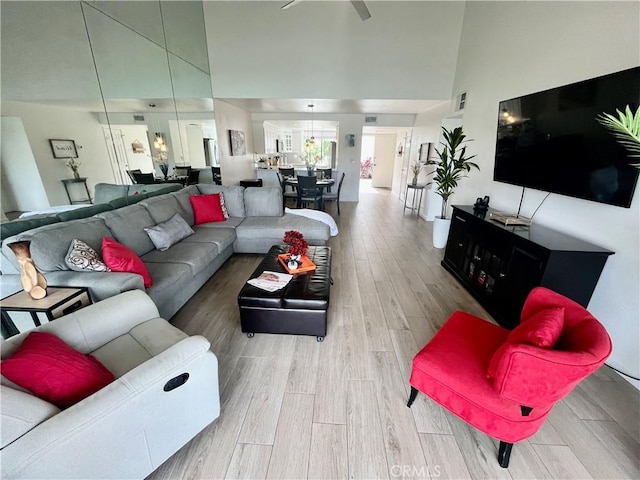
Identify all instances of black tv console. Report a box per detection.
[442,205,614,329]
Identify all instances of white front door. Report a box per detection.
[102,127,129,185]
[371,134,396,188]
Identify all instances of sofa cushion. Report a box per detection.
[1,216,60,242]
[196,184,245,217]
[108,194,148,209]
[91,318,188,378]
[190,194,226,224]
[141,241,218,276]
[140,194,184,225]
[144,214,194,251]
[196,217,244,229]
[102,237,153,288]
[244,187,283,217]
[4,217,112,273]
[184,226,236,252]
[170,185,199,226]
[55,203,113,222]
[1,385,60,448]
[236,214,330,242]
[1,332,115,409]
[144,261,192,303]
[97,204,156,256]
[65,238,110,272]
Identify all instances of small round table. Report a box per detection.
[404,183,426,217]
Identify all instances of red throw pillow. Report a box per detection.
[1,332,114,409]
[508,306,565,347]
[487,307,564,378]
[102,237,153,287]
[190,194,226,224]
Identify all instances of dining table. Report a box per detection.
[284,177,335,210]
[284,177,335,189]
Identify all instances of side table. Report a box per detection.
[404,183,426,217]
[61,177,92,204]
[0,286,92,338]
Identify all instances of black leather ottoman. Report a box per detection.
[237,245,331,341]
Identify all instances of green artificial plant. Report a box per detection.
[425,126,479,219]
[596,105,640,167]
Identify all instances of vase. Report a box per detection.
[412,174,418,185]
[432,216,452,249]
[73,171,80,179]
[160,164,169,180]
[8,241,47,299]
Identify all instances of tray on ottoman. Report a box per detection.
[237,245,332,341]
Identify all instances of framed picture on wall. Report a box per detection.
[49,139,78,158]
[229,130,246,156]
[419,142,432,162]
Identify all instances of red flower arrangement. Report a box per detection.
[283,230,309,257]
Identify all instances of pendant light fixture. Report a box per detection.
[305,103,316,155]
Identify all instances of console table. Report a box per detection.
[61,177,92,204]
[442,205,614,329]
[404,183,426,217]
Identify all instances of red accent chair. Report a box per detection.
[407,287,612,468]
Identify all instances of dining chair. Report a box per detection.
[316,168,332,192]
[277,172,298,207]
[187,169,200,185]
[278,167,296,192]
[295,175,323,210]
[174,166,192,177]
[131,172,155,184]
[126,169,142,183]
[211,167,222,185]
[407,287,611,468]
[322,172,345,215]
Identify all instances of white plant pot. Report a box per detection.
[433,216,452,249]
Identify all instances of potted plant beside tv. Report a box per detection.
[425,126,479,248]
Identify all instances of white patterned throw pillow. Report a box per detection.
[65,239,111,272]
[219,192,230,219]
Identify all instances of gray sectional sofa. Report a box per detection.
[1,185,331,319]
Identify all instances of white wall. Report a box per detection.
[452,1,640,386]
[204,1,465,100]
[0,117,50,211]
[213,100,255,186]
[2,101,116,206]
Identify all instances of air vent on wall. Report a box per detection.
[457,92,467,111]
[364,116,377,124]
[133,115,145,122]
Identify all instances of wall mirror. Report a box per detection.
[0,0,215,217]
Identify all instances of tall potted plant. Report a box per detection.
[425,126,479,248]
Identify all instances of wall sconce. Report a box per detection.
[346,134,356,147]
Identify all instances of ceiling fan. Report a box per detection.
[281,0,371,21]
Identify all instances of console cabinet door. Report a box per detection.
[501,245,547,328]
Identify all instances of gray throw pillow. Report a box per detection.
[65,239,111,272]
[144,213,194,251]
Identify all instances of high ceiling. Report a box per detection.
[219,98,447,115]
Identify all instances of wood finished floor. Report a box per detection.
[148,187,640,480]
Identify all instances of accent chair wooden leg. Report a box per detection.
[498,441,513,468]
[407,386,419,407]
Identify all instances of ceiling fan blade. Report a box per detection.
[350,1,371,21]
[281,0,302,10]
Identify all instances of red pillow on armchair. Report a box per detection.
[488,306,564,378]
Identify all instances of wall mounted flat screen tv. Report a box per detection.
[494,67,640,208]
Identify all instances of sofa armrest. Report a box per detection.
[43,270,144,302]
[1,291,161,357]
[1,336,218,480]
